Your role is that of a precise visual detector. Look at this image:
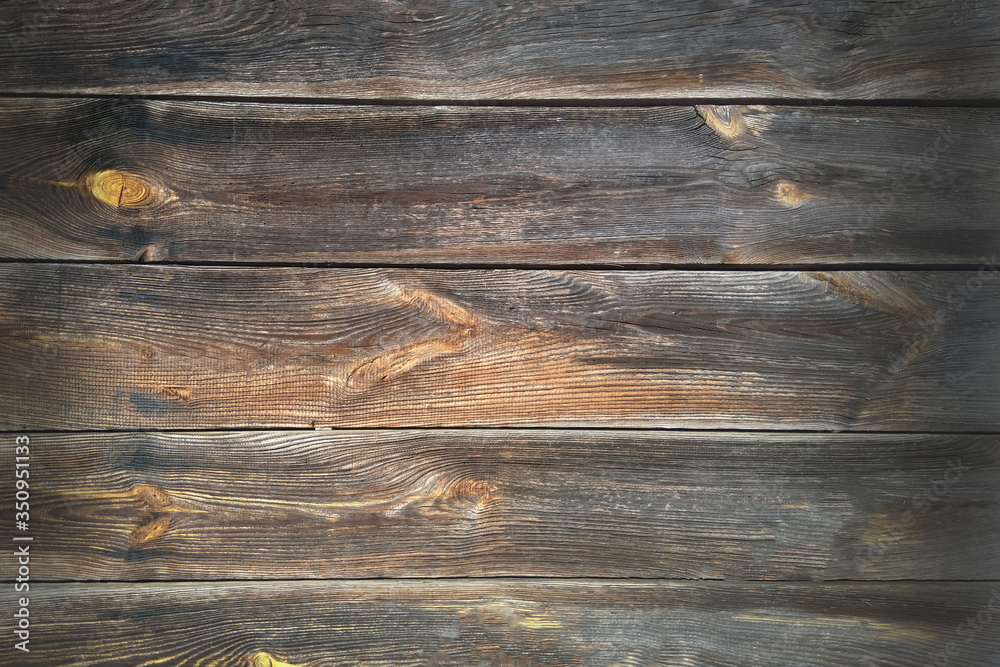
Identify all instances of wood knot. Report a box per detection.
[249,652,304,667]
[162,386,193,403]
[87,169,163,208]
[346,339,461,390]
[130,514,171,545]
[696,104,747,140]
[131,484,172,510]
[135,245,170,262]
[129,484,176,545]
[774,181,813,208]
[446,478,497,508]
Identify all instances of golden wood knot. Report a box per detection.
[87,169,162,208]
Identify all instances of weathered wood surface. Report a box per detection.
[4,430,997,581]
[2,265,999,431]
[2,100,999,265]
[1,1,999,100]
[12,581,1000,666]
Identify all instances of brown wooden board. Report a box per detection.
[3,265,999,432]
[1,1,999,100]
[9,581,1000,665]
[2,430,997,581]
[1,99,998,265]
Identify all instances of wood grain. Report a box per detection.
[2,99,999,265]
[2,265,999,431]
[3,430,997,581]
[12,581,1000,665]
[1,1,999,99]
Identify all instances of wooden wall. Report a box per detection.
[1,1,999,665]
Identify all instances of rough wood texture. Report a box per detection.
[5,430,998,581]
[2,99,999,265]
[1,1,999,100]
[3,265,999,431]
[14,581,1000,666]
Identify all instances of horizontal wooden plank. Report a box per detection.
[3,430,997,581]
[2,266,999,431]
[1,1,999,99]
[12,581,1000,665]
[2,100,999,265]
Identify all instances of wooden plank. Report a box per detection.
[2,100,999,265]
[1,1,999,99]
[10,581,1000,665]
[4,430,997,581]
[2,265,999,431]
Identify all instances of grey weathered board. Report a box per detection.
[16,581,1000,666]
[2,265,999,431]
[2,99,998,265]
[1,1,999,100]
[4,430,997,581]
